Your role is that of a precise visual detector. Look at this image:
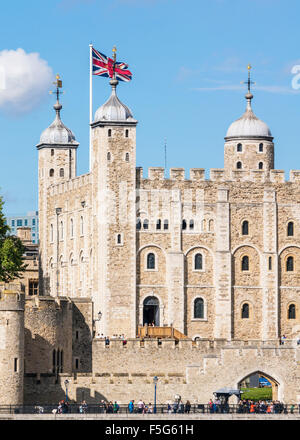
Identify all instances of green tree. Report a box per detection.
[0,195,26,282]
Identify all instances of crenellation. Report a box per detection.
[270,169,285,183]
[190,168,205,181]
[148,167,165,180]
[170,168,185,181]
[210,168,225,181]
[289,170,300,182]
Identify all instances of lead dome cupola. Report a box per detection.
[225,65,273,141]
[94,79,135,122]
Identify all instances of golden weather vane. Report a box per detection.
[241,64,255,93]
[49,74,64,102]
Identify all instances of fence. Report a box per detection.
[0,403,298,415]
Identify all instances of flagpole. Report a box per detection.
[89,43,93,172]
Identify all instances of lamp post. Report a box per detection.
[55,207,62,296]
[153,376,158,414]
[64,379,69,402]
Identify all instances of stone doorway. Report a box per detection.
[143,296,160,326]
[238,371,279,401]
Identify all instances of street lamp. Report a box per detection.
[153,376,158,414]
[64,379,69,402]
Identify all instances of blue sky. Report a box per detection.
[1,0,300,214]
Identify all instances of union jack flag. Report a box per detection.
[92,48,132,82]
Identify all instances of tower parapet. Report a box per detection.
[0,283,25,405]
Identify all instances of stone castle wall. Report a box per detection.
[24,338,300,405]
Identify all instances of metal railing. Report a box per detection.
[1,403,298,415]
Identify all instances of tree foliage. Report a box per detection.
[0,195,26,282]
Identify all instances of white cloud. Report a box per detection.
[0,48,53,115]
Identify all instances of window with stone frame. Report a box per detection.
[28,280,38,296]
[182,219,187,230]
[156,219,161,230]
[143,219,149,230]
[242,220,249,236]
[136,219,141,230]
[194,253,203,270]
[236,161,242,169]
[286,256,294,272]
[241,255,249,271]
[288,304,296,319]
[287,222,294,237]
[259,143,264,152]
[147,253,155,270]
[237,143,242,152]
[258,162,263,170]
[189,219,194,230]
[241,303,249,319]
[163,219,169,230]
[194,298,204,319]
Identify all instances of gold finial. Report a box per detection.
[112,46,117,62]
[247,64,252,71]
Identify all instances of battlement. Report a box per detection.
[93,337,295,350]
[0,283,25,311]
[25,295,72,311]
[49,172,91,196]
[135,167,300,184]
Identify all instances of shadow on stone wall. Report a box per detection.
[76,387,108,404]
[72,303,93,372]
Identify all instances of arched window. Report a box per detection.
[117,234,122,244]
[107,152,111,161]
[163,219,169,230]
[268,256,272,271]
[143,219,149,230]
[286,256,294,272]
[108,129,112,137]
[288,304,296,319]
[194,298,204,319]
[209,219,214,232]
[147,253,155,270]
[59,168,64,177]
[236,161,242,169]
[194,253,203,270]
[125,129,129,138]
[242,220,249,236]
[242,255,249,271]
[259,143,263,152]
[51,149,54,156]
[182,219,187,230]
[241,303,249,319]
[156,219,161,230]
[70,218,74,238]
[287,222,294,237]
[50,224,53,242]
[125,153,129,162]
[49,168,54,177]
[136,219,141,230]
[237,143,242,152]
[189,220,194,230]
[52,349,56,373]
[80,216,84,235]
[258,162,263,170]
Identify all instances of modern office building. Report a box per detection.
[5,211,39,243]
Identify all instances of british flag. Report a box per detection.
[92,48,132,82]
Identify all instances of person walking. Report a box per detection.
[128,400,134,414]
[185,400,191,414]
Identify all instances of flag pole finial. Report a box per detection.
[110,46,118,87]
[240,64,255,110]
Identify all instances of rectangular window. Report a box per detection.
[24,219,28,226]
[75,358,79,370]
[17,219,22,226]
[14,358,18,372]
[11,220,15,226]
[32,219,36,225]
[28,280,38,296]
